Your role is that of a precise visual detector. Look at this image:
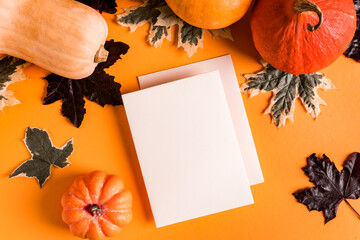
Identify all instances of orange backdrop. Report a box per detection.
[1,1,360,239]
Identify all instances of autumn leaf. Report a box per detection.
[0,56,29,112]
[75,0,118,13]
[209,28,234,41]
[43,40,129,127]
[9,127,73,188]
[344,0,360,62]
[241,61,335,127]
[116,0,232,57]
[293,153,360,223]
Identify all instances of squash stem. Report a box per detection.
[85,204,102,217]
[293,0,323,32]
[94,45,109,63]
[344,199,360,220]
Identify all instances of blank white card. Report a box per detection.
[137,55,263,186]
[123,71,254,227]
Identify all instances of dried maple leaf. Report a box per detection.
[293,153,360,223]
[116,0,233,57]
[9,127,73,188]
[44,40,129,128]
[209,28,234,41]
[75,0,117,13]
[0,56,29,112]
[241,61,335,127]
[344,0,360,62]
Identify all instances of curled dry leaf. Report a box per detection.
[241,61,335,127]
[116,0,232,57]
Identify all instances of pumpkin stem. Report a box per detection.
[94,45,109,63]
[293,0,323,32]
[85,204,102,217]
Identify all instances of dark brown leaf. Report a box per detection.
[293,153,360,223]
[44,40,129,127]
[344,0,360,62]
[75,0,118,13]
[100,40,130,68]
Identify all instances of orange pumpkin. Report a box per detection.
[165,0,253,29]
[250,0,357,74]
[61,171,132,240]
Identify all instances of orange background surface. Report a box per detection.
[1,1,360,239]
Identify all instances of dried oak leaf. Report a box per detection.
[0,56,29,112]
[116,0,233,57]
[344,0,360,62]
[293,153,360,223]
[75,0,117,13]
[9,127,73,188]
[241,61,335,127]
[44,40,129,128]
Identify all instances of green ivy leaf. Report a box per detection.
[9,127,73,188]
[0,56,29,111]
[116,0,231,57]
[241,61,335,127]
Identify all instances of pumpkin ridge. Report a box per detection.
[97,219,107,238]
[100,191,118,205]
[100,190,128,206]
[102,210,133,228]
[82,175,97,204]
[99,184,126,205]
[99,215,119,227]
[62,192,88,208]
[63,206,86,211]
[100,213,118,227]
[95,174,108,204]
[104,208,132,212]
[87,218,106,239]
[69,217,91,237]
[77,177,93,204]
[98,216,120,236]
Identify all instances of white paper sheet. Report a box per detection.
[137,55,264,185]
[123,71,254,227]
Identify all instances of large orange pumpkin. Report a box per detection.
[250,0,357,74]
[165,0,253,29]
[61,171,132,240]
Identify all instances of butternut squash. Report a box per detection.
[0,0,108,79]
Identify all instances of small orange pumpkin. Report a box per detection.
[165,0,253,29]
[61,171,132,240]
